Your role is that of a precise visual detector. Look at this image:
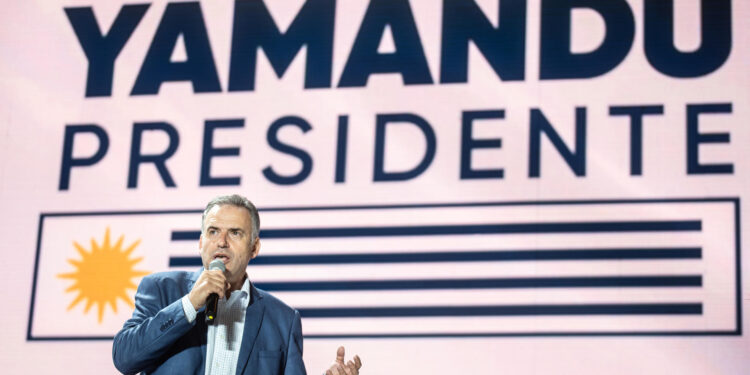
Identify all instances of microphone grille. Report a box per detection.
[208,258,226,272]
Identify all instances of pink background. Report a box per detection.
[2,0,749,373]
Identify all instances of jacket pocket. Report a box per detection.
[255,350,283,374]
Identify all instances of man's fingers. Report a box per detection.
[328,364,343,375]
[204,280,225,297]
[204,270,226,285]
[335,346,345,364]
[344,360,356,375]
[202,272,227,297]
[331,346,360,375]
[189,271,229,308]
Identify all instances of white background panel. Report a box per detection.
[2,0,749,373]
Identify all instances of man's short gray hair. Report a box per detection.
[201,194,260,240]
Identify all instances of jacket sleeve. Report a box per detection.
[284,310,307,375]
[112,275,196,375]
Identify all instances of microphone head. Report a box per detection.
[208,258,226,272]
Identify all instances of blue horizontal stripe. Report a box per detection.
[171,220,701,241]
[172,231,200,241]
[263,221,702,238]
[254,276,701,292]
[298,303,702,318]
[168,247,701,266]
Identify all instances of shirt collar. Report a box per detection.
[240,276,250,300]
[223,274,251,308]
[235,275,251,308]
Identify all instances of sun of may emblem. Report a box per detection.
[58,227,149,323]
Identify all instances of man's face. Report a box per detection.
[199,204,260,287]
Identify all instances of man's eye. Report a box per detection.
[230,230,241,237]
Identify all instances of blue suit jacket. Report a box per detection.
[112,270,306,375]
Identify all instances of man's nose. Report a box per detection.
[217,232,229,247]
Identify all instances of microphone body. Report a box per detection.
[205,259,226,323]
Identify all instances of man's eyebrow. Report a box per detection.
[206,225,244,232]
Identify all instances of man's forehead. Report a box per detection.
[205,204,253,226]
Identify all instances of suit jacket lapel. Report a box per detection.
[236,283,265,375]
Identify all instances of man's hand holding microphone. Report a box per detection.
[188,258,229,320]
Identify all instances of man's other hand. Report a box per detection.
[325,346,362,375]
[187,269,228,310]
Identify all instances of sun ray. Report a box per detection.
[133,270,149,277]
[118,291,136,308]
[65,283,80,292]
[67,294,85,310]
[123,239,142,256]
[114,235,124,251]
[58,228,149,324]
[73,241,88,258]
[103,227,111,248]
[97,303,105,323]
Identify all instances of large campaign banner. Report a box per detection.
[1,0,748,373]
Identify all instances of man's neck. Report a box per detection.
[226,273,248,297]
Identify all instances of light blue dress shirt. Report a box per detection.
[182,277,251,375]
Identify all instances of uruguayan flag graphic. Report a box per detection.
[29,199,739,340]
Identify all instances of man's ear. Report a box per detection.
[250,237,261,259]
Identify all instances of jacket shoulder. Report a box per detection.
[141,270,197,284]
[137,270,199,296]
[255,287,299,318]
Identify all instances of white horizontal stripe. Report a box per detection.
[276,288,717,309]
[237,260,707,281]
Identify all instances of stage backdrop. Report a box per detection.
[2,0,749,373]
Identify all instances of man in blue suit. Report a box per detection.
[113,194,362,375]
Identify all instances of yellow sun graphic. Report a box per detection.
[57,227,149,323]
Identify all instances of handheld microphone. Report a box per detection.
[205,259,226,323]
